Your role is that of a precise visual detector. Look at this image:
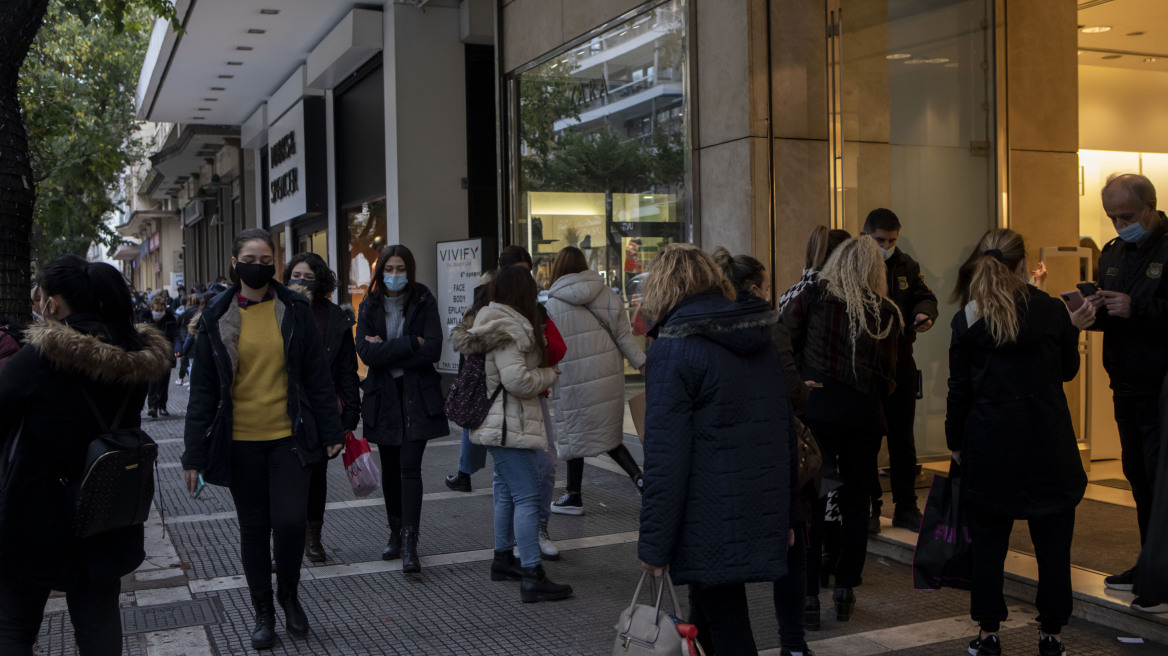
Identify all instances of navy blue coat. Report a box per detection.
[355,284,449,445]
[638,292,796,588]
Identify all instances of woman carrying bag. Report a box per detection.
[181,229,344,650]
[947,229,1091,656]
[355,244,449,573]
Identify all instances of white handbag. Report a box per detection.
[614,572,704,655]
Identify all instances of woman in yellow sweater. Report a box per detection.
[182,229,344,650]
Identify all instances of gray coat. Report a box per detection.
[546,270,646,460]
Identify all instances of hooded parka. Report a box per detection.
[0,317,172,590]
[545,269,646,460]
[456,303,559,451]
[181,283,345,487]
[945,285,1087,519]
[354,283,449,445]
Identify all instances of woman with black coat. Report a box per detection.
[947,229,1092,656]
[181,229,344,650]
[355,244,449,574]
[283,252,361,563]
[145,295,180,418]
[0,255,172,654]
[637,244,796,656]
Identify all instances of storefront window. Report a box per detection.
[345,198,388,311]
[511,0,690,341]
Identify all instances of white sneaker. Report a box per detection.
[174,379,184,386]
[182,381,190,388]
[538,518,560,560]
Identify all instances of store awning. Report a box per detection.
[116,210,178,238]
[112,243,140,261]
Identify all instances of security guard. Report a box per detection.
[863,208,938,533]
[1086,173,1168,614]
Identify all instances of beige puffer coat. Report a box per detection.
[546,269,646,460]
[456,303,558,451]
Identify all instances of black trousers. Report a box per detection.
[804,420,881,589]
[565,444,641,492]
[307,458,329,523]
[380,440,427,528]
[228,437,311,594]
[0,576,121,656]
[873,364,919,511]
[690,583,758,656]
[967,501,1075,635]
[1114,392,1160,545]
[146,368,171,411]
[772,520,809,651]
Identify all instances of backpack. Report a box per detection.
[443,352,504,429]
[65,387,158,538]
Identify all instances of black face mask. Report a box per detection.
[235,262,275,289]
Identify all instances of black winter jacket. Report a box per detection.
[1090,213,1168,395]
[308,296,361,431]
[884,248,938,362]
[181,283,344,487]
[945,286,1086,519]
[638,292,795,588]
[355,284,449,445]
[0,316,172,590]
[148,309,179,366]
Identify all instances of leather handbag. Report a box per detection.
[614,572,701,655]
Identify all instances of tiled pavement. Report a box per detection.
[32,373,1168,655]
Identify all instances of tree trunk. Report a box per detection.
[0,0,49,322]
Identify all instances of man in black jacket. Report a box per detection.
[863,209,938,533]
[1085,173,1168,613]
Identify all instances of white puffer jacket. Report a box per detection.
[459,303,558,451]
[546,269,646,460]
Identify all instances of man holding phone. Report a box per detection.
[863,209,938,532]
[1082,173,1168,613]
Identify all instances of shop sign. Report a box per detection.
[149,233,161,253]
[435,238,483,373]
[267,98,326,226]
[171,272,184,290]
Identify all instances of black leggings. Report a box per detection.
[690,583,759,655]
[228,437,311,593]
[565,444,641,492]
[307,459,328,523]
[380,440,427,527]
[147,369,171,410]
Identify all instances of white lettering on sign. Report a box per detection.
[435,239,483,373]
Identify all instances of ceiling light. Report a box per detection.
[204,98,218,101]
[904,59,929,65]
[260,9,279,15]
[1102,54,1122,60]
[886,53,912,60]
[236,46,254,51]
[1145,57,1159,63]
[1127,31,1145,36]
[226,61,243,66]
[218,75,234,79]
[1080,26,1111,34]
[247,28,266,34]
[210,86,226,91]
[197,108,211,111]
[191,116,206,120]
[924,58,950,64]
[1077,50,1085,55]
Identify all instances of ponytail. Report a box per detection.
[713,246,766,296]
[39,255,143,350]
[952,229,1028,346]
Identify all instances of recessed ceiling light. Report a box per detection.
[1145,57,1159,63]
[1127,31,1145,36]
[1077,50,1085,56]
[236,46,253,51]
[203,98,218,101]
[886,53,912,60]
[210,86,226,91]
[218,74,234,79]
[924,58,950,64]
[226,61,244,66]
[247,28,266,34]
[904,59,929,65]
[1080,26,1111,34]
[197,108,211,111]
[191,116,206,120]
[260,9,279,15]
[1102,54,1122,60]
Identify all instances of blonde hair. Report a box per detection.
[820,236,900,348]
[952,229,1028,346]
[639,243,736,321]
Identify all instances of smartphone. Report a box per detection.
[911,315,929,329]
[190,473,205,500]
[1060,290,1085,312]
[1076,282,1099,297]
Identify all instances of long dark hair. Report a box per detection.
[39,254,143,350]
[549,246,588,285]
[489,265,547,366]
[282,252,338,300]
[369,244,417,306]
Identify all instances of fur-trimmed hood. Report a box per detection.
[656,292,778,356]
[22,321,174,385]
[453,302,534,356]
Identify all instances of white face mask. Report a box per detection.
[880,245,896,261]
[151,310,165,321]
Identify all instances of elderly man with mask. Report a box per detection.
[1083,173,1168,614]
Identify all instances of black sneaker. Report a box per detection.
[1104,566,1135,591]
[968,633,1001,656]
[1038,634,1066,656]
[891,506,923,532]
[1131,596,1168,613]
[550,492,584,516]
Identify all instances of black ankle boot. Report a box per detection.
[444,471,472,492]
[520,565,573,602]
[833,586,856,621]
[401,526,421,573]
[381,516,402,561]
[490,549,523,581]
[249,590,276,649]
[276,584,309,637]
[804,594,821,631]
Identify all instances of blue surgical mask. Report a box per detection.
[880,245,896,261]
[385,273,408,292]
[1118,221,1147,244]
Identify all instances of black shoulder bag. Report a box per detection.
[64,387,158,538]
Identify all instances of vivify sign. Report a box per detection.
[267,97,326,226]
[435,239,484,373]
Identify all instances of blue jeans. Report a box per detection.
[458,428,487,476]
[489,446,542,568]
[537,396,557,520]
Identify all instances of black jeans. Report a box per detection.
[873,364,919,511]
[690,583,758,656]
[146,369,171,411]
[967,501,1075,635]
[228,437,311,593]
[307,459,329,523]
[0,576,121,655]
[804,420,881,589]
[1114,392,1160,544]
[565,444,641,492]
[380,440,428,527]
[773,520,809,651]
